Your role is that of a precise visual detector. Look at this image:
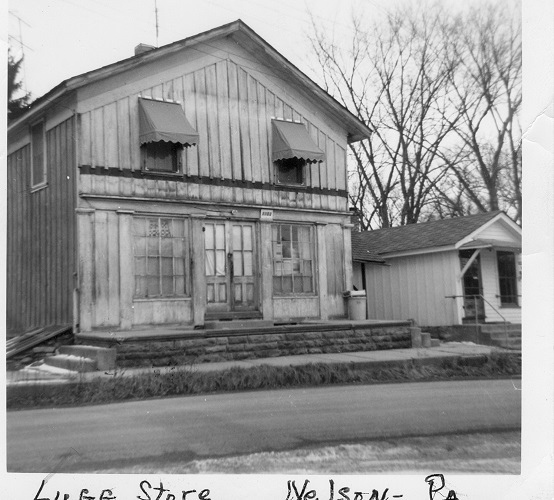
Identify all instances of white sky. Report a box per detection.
[6,0,398,100]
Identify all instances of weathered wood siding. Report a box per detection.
[6,117,77,333]
[325,224,346,317]
[363,252,460,326]
[77,58,348,212]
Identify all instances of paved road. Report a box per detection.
[7,379,521,472]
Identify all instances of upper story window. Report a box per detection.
[141,141,181,172]
[276,157,306,185]
[271,119,325,187]
[138,97,199,173]
[31,121,47,189]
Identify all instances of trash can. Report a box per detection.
[343,290,367,320]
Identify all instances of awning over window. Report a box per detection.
[139,97,199,146]
[272,119,325,163]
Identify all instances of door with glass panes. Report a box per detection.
[204,221,258,314]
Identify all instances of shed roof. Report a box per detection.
[351,211,519,259]
[8,20,372,143]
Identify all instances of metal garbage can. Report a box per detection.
[343,290,367,320]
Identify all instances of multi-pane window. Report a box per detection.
[133,217,189,298]
[31,121,46,188]
[272,224,314,294]
[497,251,518,306]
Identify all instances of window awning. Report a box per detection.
[272,119,325,163]
[139,98,199,146]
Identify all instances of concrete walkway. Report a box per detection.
[6,342,514,387]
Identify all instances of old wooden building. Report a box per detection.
[7,20,371,334]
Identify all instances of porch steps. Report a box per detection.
[39,346,117,373]
[480,323,521,350]
[410,327,440,348]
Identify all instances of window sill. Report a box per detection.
[275,182,307,189]
[500,304,520,309]
[30,182,48,193]
[142,170,183,178]
[133,296,191,302]
[273,294,318,299]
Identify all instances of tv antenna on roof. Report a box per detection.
[154,0,159,47]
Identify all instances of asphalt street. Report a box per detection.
[7,378,521,472]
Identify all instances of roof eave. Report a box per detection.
[9,20,371,142]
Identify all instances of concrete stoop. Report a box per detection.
[37,345,117,373]
[480,324,521,350]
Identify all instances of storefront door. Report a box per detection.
[204,221,258,316]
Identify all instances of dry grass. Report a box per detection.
[7,352,521,410]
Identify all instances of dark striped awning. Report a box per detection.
[272,119,325,163]
[138,97,199,146]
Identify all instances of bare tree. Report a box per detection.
[440,1,522,223]
[309,0,522,227]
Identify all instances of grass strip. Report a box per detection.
[7,351,521,410]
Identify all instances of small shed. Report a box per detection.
[352,211,522,327]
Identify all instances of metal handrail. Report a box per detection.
[445,294,509,347]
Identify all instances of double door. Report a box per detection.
[204,221,258,315]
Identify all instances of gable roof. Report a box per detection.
[351,211,521,259]
[8,20,372,143]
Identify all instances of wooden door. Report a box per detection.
[459,250,485,320]
[204,221,258,315]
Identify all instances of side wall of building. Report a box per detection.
[362,252,460,326]
[6,116,77,333]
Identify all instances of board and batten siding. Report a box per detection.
[77,58,347,213]
[77,209,195,331]
[6,117,77,333]
[363,252,460,326]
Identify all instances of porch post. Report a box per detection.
[118,210,135,330]
[316,222,329,321]
[191,214,207,326]
[260,222,274,321]
[76,208,95,332]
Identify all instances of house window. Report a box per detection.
[272,224,314,294]
[133,217,189,298]
[497,251,518,306]
[141,142,181,172]
[275,157,305,186]
[31,121,46,188]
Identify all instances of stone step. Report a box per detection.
[494,338,522,350]
[43,354,97,372]
[58,345,117,371]
[430,339,440,348]
[420,332,432,348]
[480,323,521,334]
[488,330,522,340]
[204,320,275,331]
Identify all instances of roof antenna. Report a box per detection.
[154,0,159,47]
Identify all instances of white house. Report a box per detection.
[352,211,522,327]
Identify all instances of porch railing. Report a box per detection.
[445,294,509,347]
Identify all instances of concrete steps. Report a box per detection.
[37,345,117,373]
[410,328,440,349]
[480,323,521,350]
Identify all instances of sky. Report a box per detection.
[7,0,397,100]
